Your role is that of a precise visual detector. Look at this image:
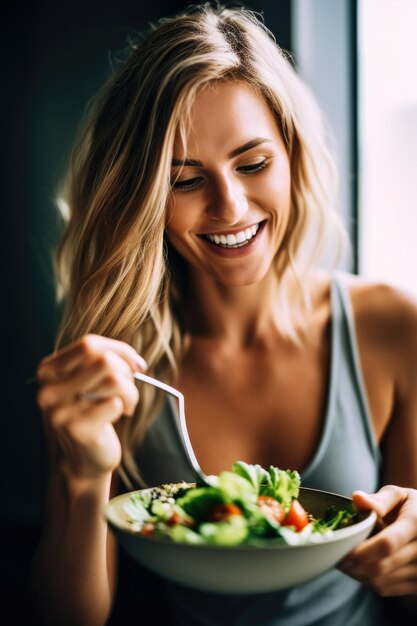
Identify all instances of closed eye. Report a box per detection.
[237,160,267,174]
[172,177,203,191]
[171,159,268,191]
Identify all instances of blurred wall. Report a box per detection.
[292,0,357,268]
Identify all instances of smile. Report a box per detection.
[201,222,264,249]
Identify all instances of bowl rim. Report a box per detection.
[105,485,377,552]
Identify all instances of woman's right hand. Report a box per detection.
[36,334,147,480]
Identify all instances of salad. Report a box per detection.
[124,461,357,546]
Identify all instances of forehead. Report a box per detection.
[173,81,282,158]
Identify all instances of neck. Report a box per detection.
[183,266,283,348]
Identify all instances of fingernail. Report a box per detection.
[135,354,148,371]
[352,490,367,497]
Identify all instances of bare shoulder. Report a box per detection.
[342,271,417,321]
[339,270,417,362]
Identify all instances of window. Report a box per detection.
[358,0,417,295]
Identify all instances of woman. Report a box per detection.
[32,4,417,625]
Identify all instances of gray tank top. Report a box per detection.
[135,272,386,625]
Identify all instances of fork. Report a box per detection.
[133,371,211,486]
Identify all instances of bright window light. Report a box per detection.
[358,0,417,295]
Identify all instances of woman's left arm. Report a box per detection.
[339,284,417,606]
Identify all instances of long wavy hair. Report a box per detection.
[54,3,348,487]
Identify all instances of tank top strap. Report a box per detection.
[331,271,380,459]
[301,271,381,486]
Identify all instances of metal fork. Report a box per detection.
[133,371,211,486]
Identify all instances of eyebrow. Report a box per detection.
[171,137,272,167]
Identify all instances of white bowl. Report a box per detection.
[105,486,376,594]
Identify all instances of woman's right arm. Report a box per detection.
[30,335,145,626]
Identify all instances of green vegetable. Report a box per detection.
[232,460,300,508]
[124,461,357,546]
[266,466,301,508]
[170,525,205,544]
[124,492,152,525]
[176,487,226,521]
[199,515,249,546]
[312,506,357,533]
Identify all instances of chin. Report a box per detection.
[214,268,271,288]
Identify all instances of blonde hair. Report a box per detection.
[55,3,348,487]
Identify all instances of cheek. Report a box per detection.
[265,172,292,240]
[275,162,291,203]
[165,195,176,229]
[265,174,291,218]
[165,199,183,239]
[274,163,291,213]
[165,196,198,236]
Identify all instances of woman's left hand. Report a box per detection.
[338,485,417,596]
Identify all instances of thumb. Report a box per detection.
[352,486,408,520]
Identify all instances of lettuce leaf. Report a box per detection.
[266,466,300,507]
[231,460,300,508]
[215,470,257,505]
[232,461,271,493]
[125,491,153,524]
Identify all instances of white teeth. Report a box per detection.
[205,223,261,247]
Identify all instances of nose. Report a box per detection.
[206,175,248,225]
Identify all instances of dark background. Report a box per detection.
[1,1,291,623]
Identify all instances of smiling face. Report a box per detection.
[165,81,292,287]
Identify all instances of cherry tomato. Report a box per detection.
[257,496,285,524]
[167,510,193,526]
[139,523,155,536]
[282,499,309,531]
[207,503,243,522]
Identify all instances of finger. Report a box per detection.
[352,486,408,520]
[38,340,95,380]
[339,540,417,578]
[372,582,417,597]
[79,350,139,416]
[38,335,147,381]
[37,350,132,406]
[38,357,124,408]
[45,371,139,420]
[38,336,147,380]
[351,563,417,597]
[78,374,139,416]
[340,515,417,565]
[51,396,125,430]
[373,562,417,586]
